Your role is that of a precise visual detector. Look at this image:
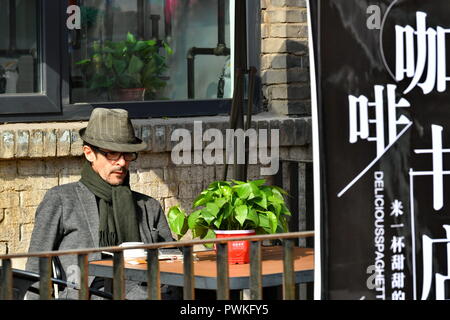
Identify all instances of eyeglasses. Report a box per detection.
[92,147,138,162]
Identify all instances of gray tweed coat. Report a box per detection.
[25,181,174,299]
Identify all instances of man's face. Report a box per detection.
[83,146,131,185]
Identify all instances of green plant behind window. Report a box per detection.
[76,32,173,99]
[168,179,291,242]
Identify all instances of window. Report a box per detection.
[0,0,258,122]
[0,0,39,94]
[0,0,61,115]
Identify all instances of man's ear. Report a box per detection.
[83,145,96,162]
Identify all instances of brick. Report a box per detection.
[17,159,46,176]
[139,153,170,169]
[261,23,269,38]
[0,160,17,178]
[152,125,167,153]
[29,176,59,190]
[262,68,309,84]
[279,119,296,146]
[20,206,37,224]
[138,169,164,184]
[0,193,20,209]
[279,147,290,160]
[15,130,29,158]
[164,166,208,184]
[70,129,84,156]
[270,24,308,38]
[264,54,305,69]
[289,146,311,160]
[141,125,153,152]
[270,0,307,7]
[129,171,139,185]
[43,129,57,157]
[29,129,44,157]
[267,9,307,23]
[0,242,7,254]
[269,100,311,116]
[262,38,287,53]
[294,117,312,146]
[270,84,310,100]
[155,183,178,198]
[57,129,71,157]
[21,190,47,207]
[0,131,15,159]
[261,0,267,9]
[179,183,203,199]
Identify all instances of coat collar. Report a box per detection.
[76,181,99,247]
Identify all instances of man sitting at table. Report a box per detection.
[25,108,180,300]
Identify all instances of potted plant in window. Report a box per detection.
[168,179,291,264]
[76,32,172,101]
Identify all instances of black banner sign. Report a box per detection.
[309,0,450,300]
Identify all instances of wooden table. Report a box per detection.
[89,246,314,290]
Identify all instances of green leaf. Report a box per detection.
[203,229,216,248]
[201,207,216,225]
[188,210,202,230]
[247,181,262,199]
[215,197,227,208]
[258,213,271,233]
[113,59,127,75]
[253,193,268,210]
[235,205,248,227]
[252,179,266,187]
[220,185,233,198]
[104,53,113,69]
[127,32,136,44]
[235,183,252,199]
[167,206,188,238]
[206,202,220,217]
[127,55,144,74]
[246,208,259,227]
[266,211,278,234]
[163,41,174,55]
[76,59,91,65]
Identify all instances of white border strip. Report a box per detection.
[306,0,322,300]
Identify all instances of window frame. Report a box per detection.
[0,0,260,123]
[0,0,61,116]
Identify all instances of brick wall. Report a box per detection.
[261,0,311,115]
[0,115,311,269]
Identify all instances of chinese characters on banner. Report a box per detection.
[310,0,450,299]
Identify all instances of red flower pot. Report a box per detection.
[214,230,256,264]
[113,88,146,101]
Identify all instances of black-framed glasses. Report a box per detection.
[92,146,138,162]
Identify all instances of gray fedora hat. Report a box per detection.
[79,108,147,152]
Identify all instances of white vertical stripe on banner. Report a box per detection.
[306,0,322,300]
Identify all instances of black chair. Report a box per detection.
[0,267,113,300]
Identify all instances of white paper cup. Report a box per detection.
[119,242,146,259]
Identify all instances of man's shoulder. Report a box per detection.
[45,181,84,196]
[132,190,160,205]
[48,181,81,191]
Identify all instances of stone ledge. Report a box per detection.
[0,114,311,160]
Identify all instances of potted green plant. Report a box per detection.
[168,179,291,264]
[76,32,172,101]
